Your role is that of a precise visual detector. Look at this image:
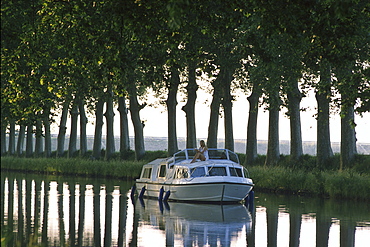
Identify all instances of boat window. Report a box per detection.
[228,151,239,163]
[229,167,243,177]
[158,164,166,178]
[141,167,152,179]
[174,168,189,179]
[190,167,206,177]
[208,167,227,176]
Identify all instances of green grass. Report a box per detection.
[248,165,370,200]
[1,152,369,200]
[1,156,145,179]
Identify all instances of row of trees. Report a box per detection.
[1,0,369,169]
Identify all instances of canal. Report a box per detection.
[1,171,369,246]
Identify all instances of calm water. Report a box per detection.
[1,171,369,247]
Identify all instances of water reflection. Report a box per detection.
[135,199,252,246]
[1,171,369,247]
[1,172,132,246]
[254,193,370,247]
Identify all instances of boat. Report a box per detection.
[135,148,254,203]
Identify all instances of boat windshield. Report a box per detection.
[172,148,240,164]
[229,167,243,177]
[208,167,227,176]
[174,168,189,179]
[190,167,206,177]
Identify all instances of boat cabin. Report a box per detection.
[138,149,248,182]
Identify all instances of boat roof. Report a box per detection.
[171,148,240,164]
[141,149,241,169]
[173,159,241,168]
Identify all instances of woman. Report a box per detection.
[191,140,209,163]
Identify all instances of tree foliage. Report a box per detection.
[1,0,368,167]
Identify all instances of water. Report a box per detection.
[1,171,369,246]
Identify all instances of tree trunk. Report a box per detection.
[316,67,333,167]
[8,120,16,155]
[93,98,104,159]
[26,124,34,157]
[166,68,180,155]
[340,102,357,170]
[287,80,303,163]
[43,108,52,158]
[0,122,6,156]
[35,119,43,156]
[207,72,223,149]
[182,60,198,148]
[79,100,88,156]
[264,92,280,166]
[68,100,79,158]
[17,125,25,156]
[222,67,234,151]
[118,96,130,159]
[105,88,116,160]
[57,101,69,157]
[245,84,260,166]
[128,86,145,160]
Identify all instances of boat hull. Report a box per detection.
[136,181,253,203]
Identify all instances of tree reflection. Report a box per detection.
[69,181,76,246]
[0,172,369,246]
[104,183,113,247]
[93,180,101,247]
[77,182,86,247]
[316,199,331,247]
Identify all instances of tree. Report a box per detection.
[182,60,198,149]
[245,78,262,166]
[166,67,180,155]
[92,97,104,159]
[128,82,146,160]
[264,90,281,167]
[306,0,369,169]
[57,100,69,157]
[315,65,334,167]
[118,96,130,158]
[105,86,116,160]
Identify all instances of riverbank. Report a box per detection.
[1,153,369,201]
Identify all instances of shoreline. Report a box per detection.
[1,154,369,201]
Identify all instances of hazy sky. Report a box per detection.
[52,87,369,144]
[134,88,369,143]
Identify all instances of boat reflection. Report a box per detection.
[135,198,252,246]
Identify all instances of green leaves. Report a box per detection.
[1,0,368,130]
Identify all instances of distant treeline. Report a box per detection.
[1,0,369,171]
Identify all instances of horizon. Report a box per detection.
[47,88,370,144]
[5,135,369,155]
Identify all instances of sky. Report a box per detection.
[51,85,369,144]
[134,88,370,143]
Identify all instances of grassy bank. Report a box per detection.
[1,152,369,200]
[1,156,144,179]
[248,166,370,200]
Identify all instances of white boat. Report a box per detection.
[135,148,254,203]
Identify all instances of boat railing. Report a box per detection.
[172,148,240,164]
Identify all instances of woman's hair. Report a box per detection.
[200,140,206,147]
